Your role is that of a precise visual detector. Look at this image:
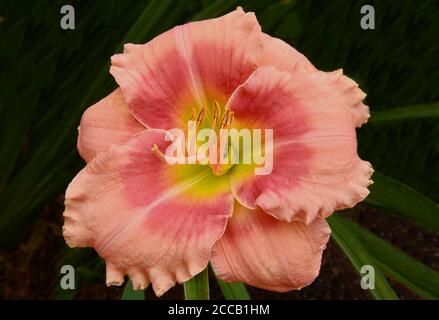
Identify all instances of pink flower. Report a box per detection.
[63,8,373,296]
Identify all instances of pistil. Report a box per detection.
[151,144,167,162]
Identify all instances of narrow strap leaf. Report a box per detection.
[335,215,439,299]
[216,279,251,300]
[369,101,439,123]
[365,171,439,232]
[184,267,210,300]
[328,214,399,300]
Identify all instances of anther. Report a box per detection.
[197,108,205,126]
[227,111,234,126]
[220,110,229,129]
[151,144,166,162]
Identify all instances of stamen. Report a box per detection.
[197,108,205,126]
[227,111,234,126]
[190,108,196,121]
[220,110,229,129]
[151,144,166,162]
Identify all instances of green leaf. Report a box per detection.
[369,101,439,123]
[328,215,399,300]
[365,171,439,232]
[184,267,210,300]
[216,279,250,300]
[121,280,145,300]
[331,215,439,299]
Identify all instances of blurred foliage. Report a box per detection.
[329,215,439,299]
[0,0,438,299]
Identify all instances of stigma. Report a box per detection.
[151,144,166,162]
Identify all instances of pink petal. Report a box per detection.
[77,89,145,162]
[110,8,262,129]
[63,129,233,296]
[211,203,331,291]
[258,33,369,127]
[258,33,316,72]
[228,65,373,223]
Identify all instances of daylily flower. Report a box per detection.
[63,8,373,296]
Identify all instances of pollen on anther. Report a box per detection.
[220,110,229,129]
[227,111,234,126]
[197,108,205,126]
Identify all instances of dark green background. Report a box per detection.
[0,0,437,300]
